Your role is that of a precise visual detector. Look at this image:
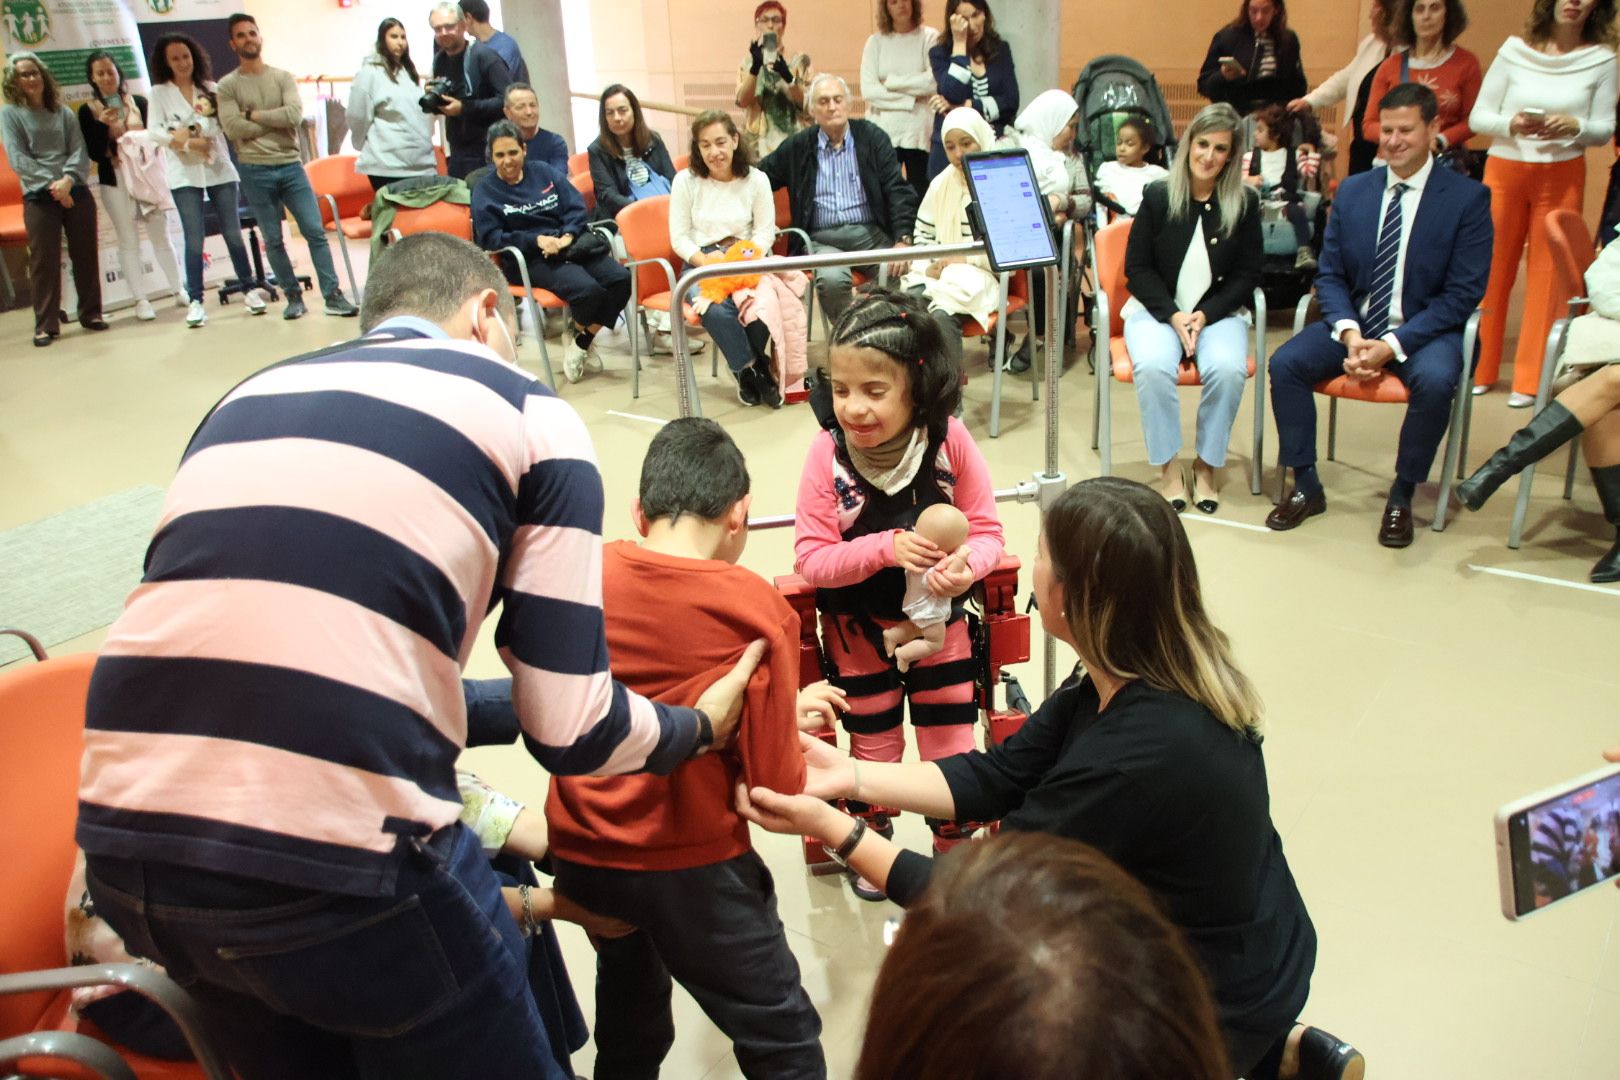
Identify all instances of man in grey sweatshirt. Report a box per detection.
[217,12,358,319]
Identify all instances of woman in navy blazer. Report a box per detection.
[925,0,1016,178]
[1266,82,1492,546]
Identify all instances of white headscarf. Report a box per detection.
[1014,90,1079,199]
[921,107,997,245]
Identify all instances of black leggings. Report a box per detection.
[897,148,929,205]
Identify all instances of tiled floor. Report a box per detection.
[3,274,1617,1078]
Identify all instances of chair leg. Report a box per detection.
[1091,363,1102,451]
[1326,397,1339,461]
[1099,364,1113,476]
[631,308,643,400]
[1508,453,1536,551]
[530,298,556,390]
[0,248,14,308]
[1564,441,1579,499]
[1432,360,1471,532]
[989,273,1010,439]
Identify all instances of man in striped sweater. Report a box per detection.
[77,231,763,1080]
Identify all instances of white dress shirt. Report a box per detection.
[1334,153,1434,362]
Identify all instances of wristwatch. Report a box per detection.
[823,816,867,869]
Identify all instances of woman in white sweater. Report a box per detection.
[1472,0,1619,406]
[669,110,781,408]
[1288,0,1393,175]
[347,18,437,190]
[147,33,263,328]
[861,0,939,201]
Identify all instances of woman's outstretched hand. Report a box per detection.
[736,780,849,843]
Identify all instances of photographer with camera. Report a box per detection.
[427,0,511,179]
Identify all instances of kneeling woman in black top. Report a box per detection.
[472,120,631,382]
[741,476,1363,1080]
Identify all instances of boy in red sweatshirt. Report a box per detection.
[546,417,824,1080]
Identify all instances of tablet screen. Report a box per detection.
[963,150,1059,273]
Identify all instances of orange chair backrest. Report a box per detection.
[673,155,690,173]
[567,151,589,176]
[304,154,372,225]
[570,170,596,213]
[0,151,21,205]
[773,187,793,230]
[434,144,448,175]
[391,201,474,241]
[0,652,97,1038]
[1545,208,1595,311]
[616,194,680,301]
[1094,219,1134,339]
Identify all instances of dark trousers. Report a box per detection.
[84,825,570,1080]
[505,247,632,331]
[1270,319,1463,485]
[367,175,412,192]
[448,150,483,180]
[554,851,825,1080]
[23,189,101,334]
[896,147,929,204]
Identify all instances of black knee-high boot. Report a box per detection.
[1458,402,1586,511]
[1590,464,1620,584]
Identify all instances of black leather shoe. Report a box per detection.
[1295,1026,1365,1080]
[1378,502,1414,548]
[80,317,110,331]
[1265,488,1326,531]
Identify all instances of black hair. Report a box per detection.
[486,119,523,162]
[375,18,420,84]
[827,287,961,439]
[360,232,513,333]
[149,33,212,86]
[1378,81,1438,123]
[84,51,126,96]
[639,418,751,524]
[227,12,256,33]
[1115,117,1154,146]
[459,0,493,22]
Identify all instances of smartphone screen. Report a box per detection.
[1504,768,1620,917]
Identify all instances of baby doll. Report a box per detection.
[881,502,971,673]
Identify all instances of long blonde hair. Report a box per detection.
[1043,477,1262,734]
[1166,103,1248,239]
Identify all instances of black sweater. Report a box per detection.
[758,118,918,243]
[887,676,1316,1056]
[431,45,512,161]
[1124,181,1263,324]
[586,133,676,223]
[76,94,149,188]
[1197,24,1307,115]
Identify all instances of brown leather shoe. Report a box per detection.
[1265,488,1326,531]
[1377,502,1414,548]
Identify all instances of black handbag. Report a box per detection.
[564,229,612,264]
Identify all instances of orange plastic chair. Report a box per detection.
[961,270,1034,438]
[304,154,372,300]
[1506,209,1597,548]
[1091,218,1268,495]
[433,144,448,175]
[1281,292,1481,532]
[0,151,26,307]
[569,170,596,214]
[617,194,702,400]
[566,150,588,177]
[672,154,690,173]
[0,644,229,1079]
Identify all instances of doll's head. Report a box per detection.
[915,503,969,551]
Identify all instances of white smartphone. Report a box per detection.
[1495,763,1620,920]
[1522,107,1547,118]
[1219,55,1239,67]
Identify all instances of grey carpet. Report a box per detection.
[0,486,166,665]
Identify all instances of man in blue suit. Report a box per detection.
[1265,83,1492,547]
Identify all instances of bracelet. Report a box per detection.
[517,883,536,939]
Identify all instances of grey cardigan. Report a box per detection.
[1,103,90,196]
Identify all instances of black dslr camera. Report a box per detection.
[420,77,457,115]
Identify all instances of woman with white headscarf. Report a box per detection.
[1007,88,1092,372]
[902,106,1000,372]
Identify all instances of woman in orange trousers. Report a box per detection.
[1469,0,1618,407]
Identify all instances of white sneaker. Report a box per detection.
[562,338,587,382]
[243,289,268,315]
[186,300,207,328]
[649,330,705,355]
[135,298,156,321]
[584,334,604,373]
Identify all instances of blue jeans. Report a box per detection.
[689,243,770,375]
[237,161,341,300]
[1123,311,1250,467]
[84,825,568,1080]
[171,183,256,303]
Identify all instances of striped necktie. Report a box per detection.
[1362,182,1409,340]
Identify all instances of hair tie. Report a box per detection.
[916,355,926,366]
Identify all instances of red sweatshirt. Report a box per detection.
[545,541,806,871]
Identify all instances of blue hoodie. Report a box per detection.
[472,159,588,255]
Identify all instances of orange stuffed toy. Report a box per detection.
[696,239,766,304]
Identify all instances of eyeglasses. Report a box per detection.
[757,14,785,24]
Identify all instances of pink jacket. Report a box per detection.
[794,418,1005,589]
[737,271,810,388]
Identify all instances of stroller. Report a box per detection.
[1072,55,1177,194]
